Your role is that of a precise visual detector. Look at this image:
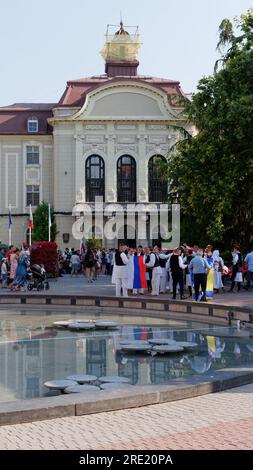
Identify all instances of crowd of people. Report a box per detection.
[57,247,114,280]
[0,244,30,291]
[111,243,253,300]
[1,241,253,300]
[55,242,253,300]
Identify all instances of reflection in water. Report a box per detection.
[0,317,253,402]
[86,339,106,377]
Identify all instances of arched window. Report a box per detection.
[85,155,105,202]
[117,155,136,202]
[148,155,167,202]
[27,117,38,133]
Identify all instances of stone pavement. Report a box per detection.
[1,274,252,308]
[1,383,253,450]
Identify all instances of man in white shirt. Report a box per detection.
[159,249,171,293]
[113,244,129,297]
[145,246,162,296]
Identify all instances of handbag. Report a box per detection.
[234,272,243,283]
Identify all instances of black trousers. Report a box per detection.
[172,271,184,298]
[230,266,240,291]
[246,271,253,288]
[194,273,207,300]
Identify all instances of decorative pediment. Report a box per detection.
[68,82,181,121]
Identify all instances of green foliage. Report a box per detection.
[220,250,232,265]
[166,9,253,251]
[85,237,102,250]
[32,202,57,242]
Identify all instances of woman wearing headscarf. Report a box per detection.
[10,252,29,291]
[213,250,224,293]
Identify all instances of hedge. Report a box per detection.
[30,241,58,277]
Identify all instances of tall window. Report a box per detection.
[117,155,136,202]
[148,155,167,202]
[85,155,105,202]
[26,146,40,165]
[26,185,40,206]
[27,117,38,133]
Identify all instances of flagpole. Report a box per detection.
[8,227,11,246]
[8,204,12,246]
[48,203,51,242]
[29,204,32,247]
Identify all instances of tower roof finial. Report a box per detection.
[116,16,129,36]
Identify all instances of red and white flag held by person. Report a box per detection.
[28,204,34,229]
[79,239,85,255]
[28,204,33,246]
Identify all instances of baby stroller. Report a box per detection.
[27,264,49,291]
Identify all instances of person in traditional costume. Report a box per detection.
[145,246,162,296]
[112,244,129,297]
[168,247,187,300]
[229,245,243,292]
[204,245,214,299]
[126,247,134,291]
[159,249,171,293]
[133,246,147,295]
[213,250,224,292]
[144,247,152,292]
[165,252,173,293]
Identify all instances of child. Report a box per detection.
[1,258,8,288]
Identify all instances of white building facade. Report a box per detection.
[0,23,195,249]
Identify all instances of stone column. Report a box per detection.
[137,124,148,203]
[105,123,116,203]
[136,125,148,245]
[74,123,84,201]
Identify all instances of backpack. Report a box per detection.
[85,251,93,263]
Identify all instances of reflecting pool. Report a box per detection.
[0,308,253,402]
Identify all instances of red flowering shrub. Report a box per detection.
[30,241,58,277]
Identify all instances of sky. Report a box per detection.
[0,0,252,106]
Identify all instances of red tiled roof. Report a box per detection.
[0,104,55,135]
[0,74,187,133]
[1,103,56,110]
[58,75,185,107]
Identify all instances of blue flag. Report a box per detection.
[8,207,12,228]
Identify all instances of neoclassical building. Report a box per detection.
[0,22,195,248]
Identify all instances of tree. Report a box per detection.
[32,202,57,242]
[166,9,253,250]
[85,237,102,250]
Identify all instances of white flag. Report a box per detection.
[48,204,52,228]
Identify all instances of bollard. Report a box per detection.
[227,310,234,326]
